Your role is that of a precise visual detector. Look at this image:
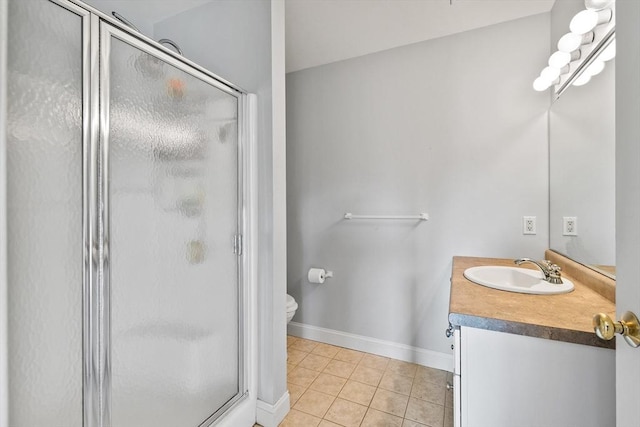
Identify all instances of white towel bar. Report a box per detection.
[344,212,429,221]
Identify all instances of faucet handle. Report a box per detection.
[546,262,563,284]
[541,260,561,272]
[548,263,561,273]
[542,260,561,273]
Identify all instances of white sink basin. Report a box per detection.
[463,266,574,295]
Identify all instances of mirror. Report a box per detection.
[549,40,616,278]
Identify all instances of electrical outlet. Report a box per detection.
[523,216,536,235]
[563,216,577,236]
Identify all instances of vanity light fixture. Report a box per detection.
[533,0,615,93]
[533,65,569,92]
[557,32,594,53]
[572,72,592,87]
[572,57,606,87]
[549,50,581,68]
[600,39,616,61]
[541,65,568,82]
[533,76,557,92]
[585,0,615,10]
[585,59,605,76]
[569,9,612,35]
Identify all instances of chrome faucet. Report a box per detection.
[514,258,563,284]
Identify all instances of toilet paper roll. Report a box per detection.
[308,268,327,284]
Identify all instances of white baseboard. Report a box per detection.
[287,322,453,372]
[256,391,290,427]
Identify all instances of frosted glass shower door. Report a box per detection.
[104,28,243,427]
[6,1,87,426]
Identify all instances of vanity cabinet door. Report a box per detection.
[459,326,614,427]
[452,328,461,427]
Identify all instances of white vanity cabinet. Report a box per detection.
[452,326,615,427]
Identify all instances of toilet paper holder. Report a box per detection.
[308,268,333,283]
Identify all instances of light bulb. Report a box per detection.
[600,39,616,61]
[585,0,615,11]
[558,33,581,52]
[558,32,594,52]
[549,51,570,68]
[549,50,580,68]
[540,65,569,82]
[541,66,561,82]
[533,77,551,92]
[586,60,605,76]
[573,72,592,86]
[570,9,612,35]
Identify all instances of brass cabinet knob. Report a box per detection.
[593,311,640,348]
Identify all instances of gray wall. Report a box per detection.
[154,1,271,93]
[286,13,550,357]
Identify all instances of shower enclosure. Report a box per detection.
[4,0,255,426]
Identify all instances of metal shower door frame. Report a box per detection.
[96,21,248,427]
[0,1,10,426]
[47,1,253,426]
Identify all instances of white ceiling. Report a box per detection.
[285,0,555,73]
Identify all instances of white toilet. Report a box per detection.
[286,294,298,323]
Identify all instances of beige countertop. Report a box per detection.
[448,256,616,349]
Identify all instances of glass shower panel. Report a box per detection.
[107,36,241,426]
[6,1,83,425]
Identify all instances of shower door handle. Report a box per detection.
[233,234,243,256]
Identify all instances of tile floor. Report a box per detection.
[279,336,454,427]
